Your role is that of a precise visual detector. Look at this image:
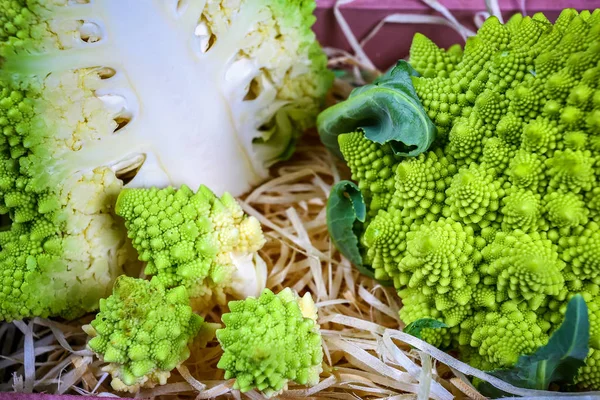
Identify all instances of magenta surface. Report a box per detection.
[314,0,598,70]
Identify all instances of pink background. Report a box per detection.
[314,0,600,70]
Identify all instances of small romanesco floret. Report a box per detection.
[460,301,550,370]
[576,348,600,390]
[319,8,600,389]
[0,0,332,321]
[115,184,267,307]
[83,276,205,392]
[216,288,323,397]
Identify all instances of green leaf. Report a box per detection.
[317,60,437,159]
[404,318,448,340]
[478,295,590,398]
[326,181,394,285]
[326,180,367,270]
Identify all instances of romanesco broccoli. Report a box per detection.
[319,8,600,389]
[0,0,332,321]
[216,288,323,397]
[115,184,267,308]
[83,276,205,392]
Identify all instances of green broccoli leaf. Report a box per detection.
[326,180,366,268]
[317,60,437,159]
[404,318,448,340]
[326,181,394,285]
[478,295,590,398]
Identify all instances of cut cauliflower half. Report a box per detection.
[0,0,331,321]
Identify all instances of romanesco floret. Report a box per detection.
[399,288,458,349]
[559,225,600,280]
[409,33,463,78]
[444,163,504,227]
[500,189,542,232]
[481,230,565,310]
[576,348,600,390]
[363,208,410,281]
[0,0,331,321]
[462,301,549,370]
[115,185,267,308]
[216,288,323,397]
[83,276,204,392]
[319,8,600,388]
[338,132,401,216]
[588,296,600,349]
[392,148,456,222]
[396,218,481,319]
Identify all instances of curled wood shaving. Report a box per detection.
[194,380,235,399]
[449,377,488,400]
[177,365,207,392]
[485,0,504,23]
[417,352,433,400]
[12,320,35,393]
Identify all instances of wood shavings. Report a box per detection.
[33,318,91,357]
[485,0,504,22]
[177,365,207,392]
[449,377,487,400]
[420,0,476,39]
[330,0,483,74]
[194,380,235,399]
[360,14,474,54]
[417,352,433,400]
[13,320,35,393]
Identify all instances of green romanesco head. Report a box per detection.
[321,8,600,386]
[0,0,330,321]
[216,288,323,397]
[83,276,205,392]
[115,185,267,308]
[0,3,139,322]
